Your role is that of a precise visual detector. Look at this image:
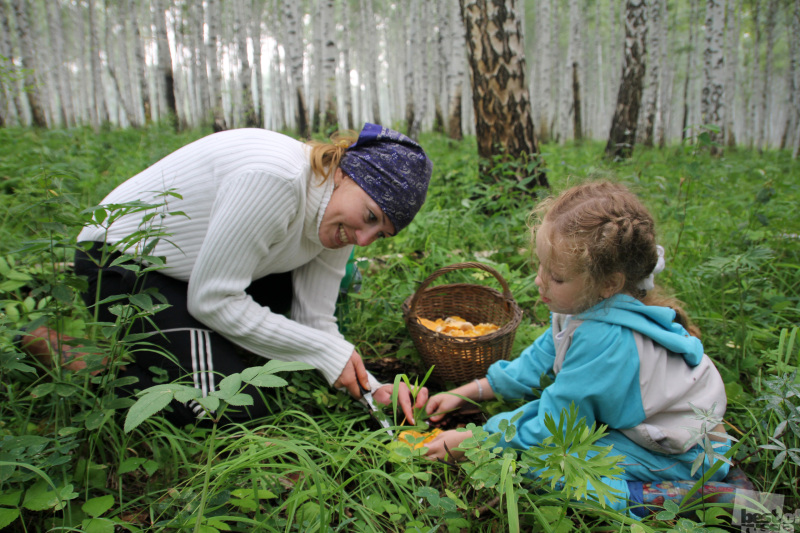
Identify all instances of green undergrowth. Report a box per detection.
[0,124,798,532]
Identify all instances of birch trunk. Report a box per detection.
[446,0,465,140]
[88,0,109,127]
[409,0,429,140]
[0,0,24,125]
[702,0,726,154]
[206,0,226,131]
[251,0,264,127]
[748,0,761,148]
[45,0,73,126]
[758,0,777,150]
[192,2,210,125]
[105,1,138,127]
[404,0,418,139]
[724,0,740,146]
[459,0,545,186]
[284,0,308,136]
[682,0,698,140]
[605,0,647,160]
[792,0,800,158]
[154,0,177,124]
[360,0,381,125]
[311,3,323,132]
[641,0,662,146]
[340,3,354,129]
[129,0,151,123]
[568,0,581,141]
[536,0,552,142]
[234,0,257,127]
[11,0,47,127]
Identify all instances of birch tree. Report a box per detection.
[459,0,546,187]
[640,0,663,146]
[129,0,151,123]
[251,0,265,127]
[404,0,419,139]
[154,0,177,124]
[535,0,552,142]
[605,0,647,160]
[445,0,465,140]
[340,3,354,129]
[105,2,137,127]
[359,0,381,125]
[724,0,741,146]
[792,0,800,158]
[320,0,337,129]
[1,0,24,125]
[206,0,226,131]
[234,0,257,127]
[283,0,308,136]
[45,0,74,127]
[568,0,582,141]
[758,0,778,150]
[702,0,725,153]
[11,0,47,127]
[681,0,698,140]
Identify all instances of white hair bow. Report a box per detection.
[637,245,665,291]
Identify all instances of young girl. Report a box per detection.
[424,180,730,513]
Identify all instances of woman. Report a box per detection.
[41,123,431,425]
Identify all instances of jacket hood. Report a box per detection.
[577,294,704,366]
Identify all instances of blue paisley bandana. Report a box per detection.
[339,123,432,233]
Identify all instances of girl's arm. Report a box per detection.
[426,377,494,423]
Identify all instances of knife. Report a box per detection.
[358,381,393,436]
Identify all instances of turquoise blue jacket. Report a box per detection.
[485,294,727,457]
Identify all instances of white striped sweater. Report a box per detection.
[78,128,378,388]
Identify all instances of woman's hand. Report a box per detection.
[373,382,429,425]
[424,429,472,461]
[334,350,370,399]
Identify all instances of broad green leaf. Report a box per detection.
[259,360,315,374]
[82,494,114,518]
[0,507,20,529]
[124,390,174,432]
[224,393,253,407]
[0,490,21,506]
[242,374,287,388]
[82,517,116,533]
[197,395,220,412]
[22,480,77,511]
[217,374,242,399]
[119,457,147,475]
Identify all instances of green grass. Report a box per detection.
[1,124,799,531]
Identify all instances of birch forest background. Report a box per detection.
[1,0,799,155]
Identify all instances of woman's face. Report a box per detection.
[319,168,396,249]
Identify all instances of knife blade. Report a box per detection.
[358,382,393,436]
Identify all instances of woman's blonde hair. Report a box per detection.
[531,180,699,336]
[306,130,359,182]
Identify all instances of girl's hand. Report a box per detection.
[373,382,429,425]
[425,391,469,423]
[424,429,472,461]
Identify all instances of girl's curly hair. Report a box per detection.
[531,180,699,337]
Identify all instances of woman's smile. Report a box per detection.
[337,224,351,246]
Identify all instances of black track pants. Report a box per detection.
[74,242,293,426]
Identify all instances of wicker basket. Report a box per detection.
[402,262,523,384]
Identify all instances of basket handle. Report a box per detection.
[407,262,514,317]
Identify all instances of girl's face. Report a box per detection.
[319,168,396,249]
[534,226,593,315]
